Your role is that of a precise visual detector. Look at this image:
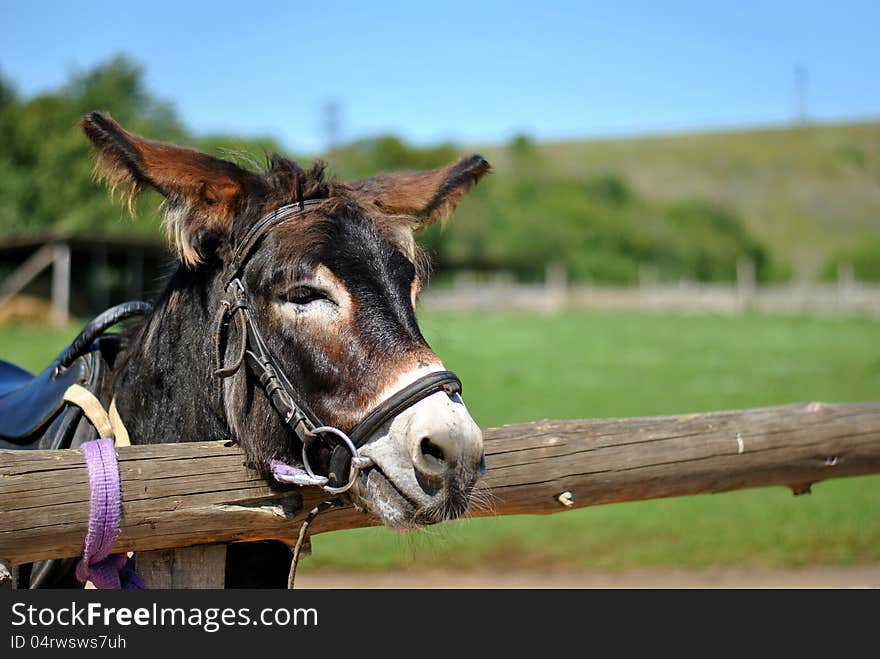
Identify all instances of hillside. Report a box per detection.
[2,57,878,283]
[478,121,880,279]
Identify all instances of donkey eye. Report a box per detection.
[285,286,330,305]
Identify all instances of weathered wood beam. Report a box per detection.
[1,401,879,566]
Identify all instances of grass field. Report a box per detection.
[2,310,878,571]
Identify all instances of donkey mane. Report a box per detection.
[262,154,330,202]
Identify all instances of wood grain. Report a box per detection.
[137,545,227,589]
[2,402,879,566]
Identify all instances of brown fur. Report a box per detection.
[81,112,259,266]
[349,155,491,227]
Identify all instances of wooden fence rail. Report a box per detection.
[2,401,880,568]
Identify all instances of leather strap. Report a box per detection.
[349,371,462,447]
[62,385,132,447]
[63,384,114,439]
[59,301,152,369]
[109,398,131,447]
[224,200,324,284]
[214,280,322,444]
[327,371,462,487]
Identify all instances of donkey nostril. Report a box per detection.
[419,437,447,469]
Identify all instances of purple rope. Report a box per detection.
[75,438,142,589]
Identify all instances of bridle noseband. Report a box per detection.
[212,200,463,494]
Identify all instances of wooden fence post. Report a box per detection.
[137,545,228,589]
[737,258,756,310]
[0,243,56,308]
[51,241,71,327]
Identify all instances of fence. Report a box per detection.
[0,234,168,325]
[2,401,879,588]
[422,263,880,316]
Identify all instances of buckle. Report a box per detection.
[301,425,372,495]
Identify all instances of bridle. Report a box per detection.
[212,199,464,494]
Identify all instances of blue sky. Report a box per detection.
[1,0,878,152]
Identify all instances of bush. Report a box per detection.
[429,175,774,285]
[582,174,632,206]
[662,200,772,282]
[821,239,880,281]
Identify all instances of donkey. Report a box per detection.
[3,112,489,587]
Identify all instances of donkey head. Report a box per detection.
[81,112,488,529]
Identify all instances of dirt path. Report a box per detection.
[297,565,880,589]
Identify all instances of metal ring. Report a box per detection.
[300,426,366,494]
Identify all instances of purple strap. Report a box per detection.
[75,439,143,589]
[270,459,326,487]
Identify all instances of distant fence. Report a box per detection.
[422,264,880,316]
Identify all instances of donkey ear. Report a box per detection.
[351,154,491,227]
[81,111,256,266]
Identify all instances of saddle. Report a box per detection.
[0,302,151,589]
[0,302,151,452]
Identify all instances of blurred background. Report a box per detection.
[1,1,878,586]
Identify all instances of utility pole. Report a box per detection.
[794,64,809,125]
[320,99,342,154]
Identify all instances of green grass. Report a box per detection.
[0,324,81,372]
[301,478,880,571]
[422,310,880,425]
[2,310,878,571]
